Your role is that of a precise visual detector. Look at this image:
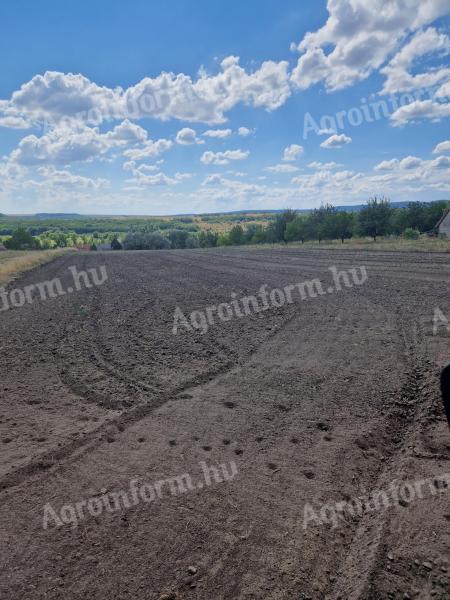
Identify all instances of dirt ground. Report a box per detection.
[0,247,449,600]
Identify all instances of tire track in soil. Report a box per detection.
[0,272,305,496]
[327,311,435,600]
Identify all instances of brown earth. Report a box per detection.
[0,247,449,600]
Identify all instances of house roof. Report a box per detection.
[436,206,450,229]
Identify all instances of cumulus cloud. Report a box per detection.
[2,71,121,126]
[290,0,450,92]
[202,128,232,138]
[380,27,450,95]
[9,120,161,166]
[200,149,249,165]
[433,140,450,154]
[11,126,114,166]
[238,127,254,136]
[0,116,31,129]
[320,134,352,149]
[176,127,203,145]
[0,56,291,128]
[283,144,304,161]
[37,166,109,189]
[123,138,173,161]
[107,119,148,144]
[390,99,450,124]
[374,158,400,171]
[374,152,450,178]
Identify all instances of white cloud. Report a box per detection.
[374,156,425,170]
[374,158,399,171]
[283,144,304,161]
[266,163,299,173]
[37,166,109,189]
[200,149,249,165]
[107,119,148,144]
[290,0,450,92]
[399,155,423,169]
[126,169,178,187]
[238,127,253,136]
[123,138,173,161]
[1,57,291,128]
[320,134,352,149]
[390,99,450,124]
[175,172,193,180]
[10,126,114,165]
[8,119,155,166]
[202,128,232,138]
[433,140,450,154]
[202,174,224,185]
[176,127,203,145]
[3,71,121,126]
[307,161,342,170]
[380,27,450,94]
[431,155,450,169]
[0,116,31,129]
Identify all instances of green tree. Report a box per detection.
[285,217,307,243]
[228,225,245,245]
[269,209,298,242]
[4,227,37,250]
[358,196,392,241]
[167,229,189,249]
[198,230,218,248]
[325,211,354,243]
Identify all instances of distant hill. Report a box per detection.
[34,213,82,219]
[1,200,448,219]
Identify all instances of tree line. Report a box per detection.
[2,198,448,251]
[217,198,449,246]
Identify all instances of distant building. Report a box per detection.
[96,243,112,251]
[437,207,450,237]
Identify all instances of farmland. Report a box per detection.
[0,247,449,599]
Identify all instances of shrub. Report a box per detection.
[4,227,38,250]
[123,232,170,250]
[185,236,200,248]
[402,227,420,240]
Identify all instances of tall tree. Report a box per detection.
[358,196,392,241]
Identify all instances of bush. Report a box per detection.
[123,232,170,250]
[198,230,218,247]
[185,236,200,248]
[167,229,189,249]
[402,227,420,240]
[4,227,38,250]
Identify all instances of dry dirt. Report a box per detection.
[0,247,449,600]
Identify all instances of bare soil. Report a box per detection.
[0,247,449,600]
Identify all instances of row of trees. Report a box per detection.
[218,198,449,246]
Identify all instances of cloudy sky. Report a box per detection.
[1,0,450,215]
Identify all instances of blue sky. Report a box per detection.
[0,0,450,215]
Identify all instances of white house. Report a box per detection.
[437,207,450,237]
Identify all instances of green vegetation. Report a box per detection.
[0,199,448,251]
